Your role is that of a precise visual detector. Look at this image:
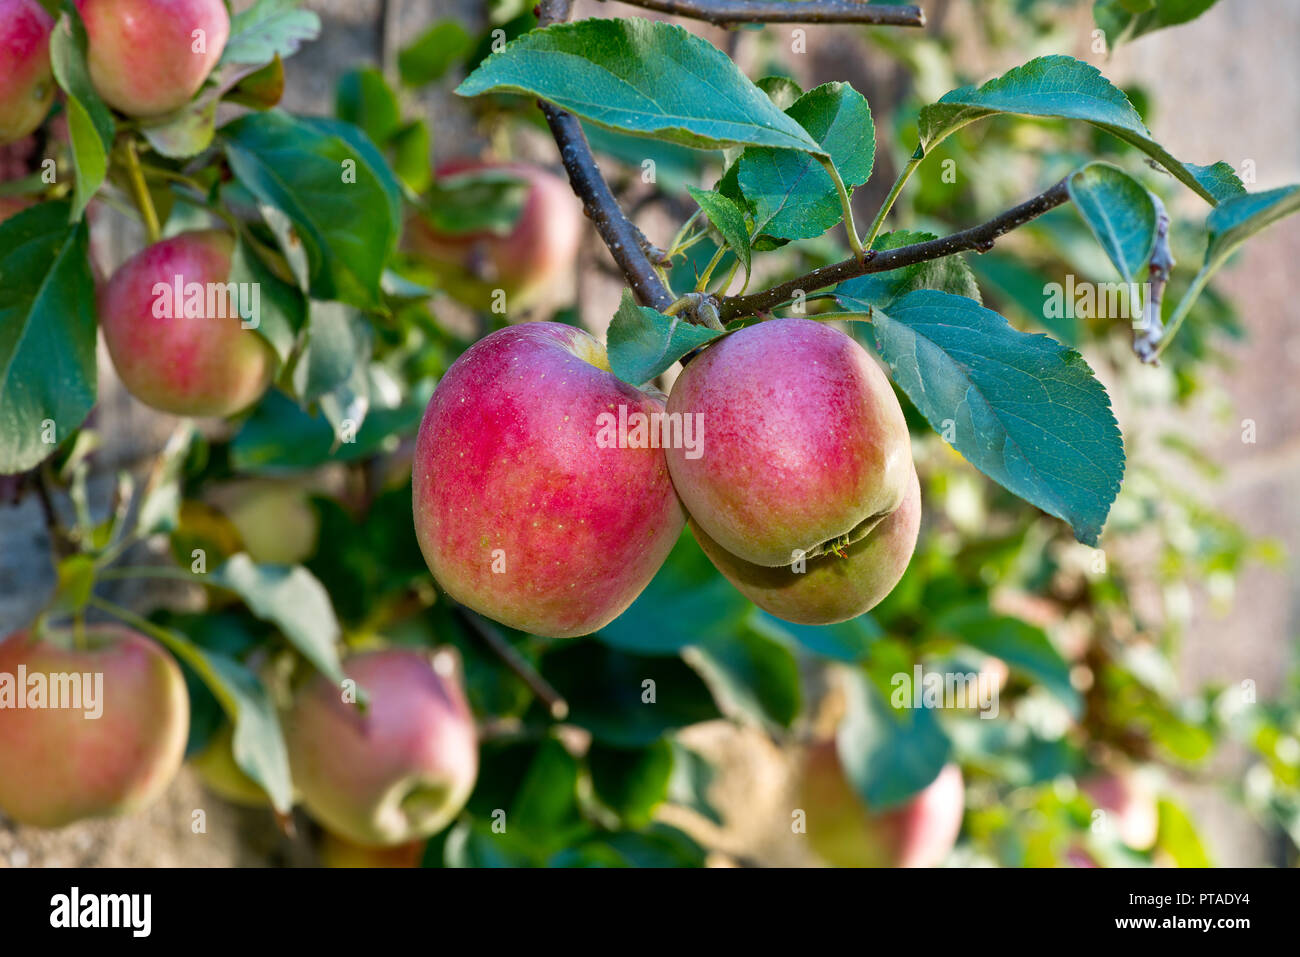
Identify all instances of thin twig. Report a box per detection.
[453,604,569,720]
[1132,194,1174,363]
[615,0,926,27]
[720,177,1072,320]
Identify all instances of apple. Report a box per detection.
[319,830,424,868]
[0,625,189,828]
[405,160,583,313]
[799,741,964,867]
[666,317,914,570]
[99,230,276,418]
[286,648,478,847]
[1082,769,1158,851]
[0,0,54,144]
[210,479,320,565]
[412,322,685,637]
[190,723,271,808]
[76,0,229,117]
[692,466,921,624]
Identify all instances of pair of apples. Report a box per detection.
[0,626,479,851]
[412,316,921,636]
[0,0,230,145]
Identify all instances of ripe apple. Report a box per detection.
[799,741,964,867]
[666,317,914,570]
[1082,769,1158,851]
[286,648,478,847]
[99,230,277,418]
[405,160,583,313]
[0,625,189,828]
[0,0,54,144]
[190,723,271,808]
[692,466,921,624]
[76,0,229,117]
[319,830,424,868]
[412,322,685,637]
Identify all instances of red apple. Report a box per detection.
[0,625,189,828]
[0,0,54,144]
[799,741,964,867]
[692,466,921,624]
[76,0,229,117]
[412,322,685,637]
[666,318,914,570]
[286,648,478,847]
[99,230,276,417]
[405,160,583,313]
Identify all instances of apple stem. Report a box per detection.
[122,137,162,244]
[453,605,569,720]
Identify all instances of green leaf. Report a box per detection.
[230,383,430,472]
[836,229,980,310]
[870,290,1125,546]
[336,68,401,147]
[222,111,399,309]
[685,185,751,284]
[837,667,952,808]
[599,531,751,655]
[291,301,368,405]
[457,19,825,156]
[756,74,803,110]
[390,120,432,193]
[423,168,528,236]
[918,55,1223,204]
[139,101,218,160]
[933,605,1080,715]
[509,737,587,851]
[666,741,723,825]
[764,612,882,662]
[135,424,196,537]
[208,554,346,685]
[1067,162,1157,284]
[115,610,293,813]
[49,13,114,222]
[221,0,321,65]
[1094,0,1220,47]
[1202,184,1300,271]
[1155,797,1212,866]
[1186,161,1245,204]
[683,614,801,730]
[0,203,97,473]
[589,739,674,827]
[537,640,722,748]
[398,19,474,87]
[227,235,305,364]
[737,81,875,241]
[549,823,707,867]
[605,291,724,386]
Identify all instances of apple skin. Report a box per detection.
[412,322,685,638]
[405,160,583,313]
[666,318,913,569]
[286,648,478,848]
[693,466,920,625]
[76,0,229,117]
[0,1,54,144]
[0,625,189,828]
[1082,770,1158,851]
[100,230,276,418]
[214,480,320,565]
[799,742,964,867]
[319,830,424,868]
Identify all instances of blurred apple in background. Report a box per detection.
[798,740,964,867]
[319,830,424,868]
